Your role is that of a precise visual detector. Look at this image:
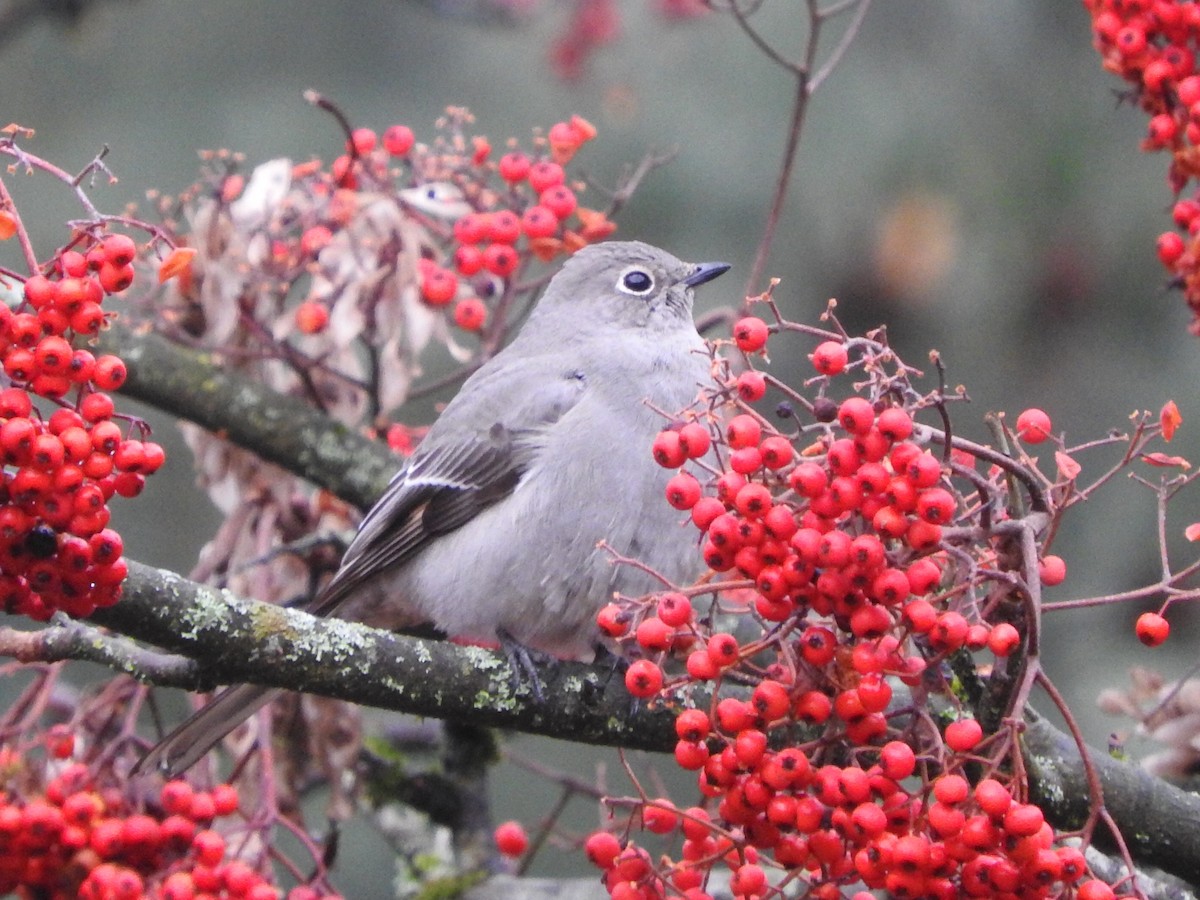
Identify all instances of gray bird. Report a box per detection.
[137,240,729,776]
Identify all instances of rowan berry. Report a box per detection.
[811,340,848,375]
[92,356,127,391]
[453,297,487,332]
[23,274,58,308]
[540,185,577,219]
[916,486,956,524]
[1077,880,1116,900]
[643,800,678,834]
[875,406,913,442]
[826,438,861,476]
[759,435,793,469]
[625,659,663,697]
[498,151,532,183]
[453,243,485,276]
[421,266,458,306]
[733,317,769,353]
[685,649,718,680]
[652,429,686,468]
[494,820,529,856]
[1136,611,1169,646]
[488,210,521,244]
[706,633,740,668]
[1038,554,1067,586]
[690,496,724,531]
[68,349,96,383]
[944,718,983,752]
[585,830,622,868]
[383,124,415,156]
[1015,407,1052,443]
[635,616,673,652]
[596,603,628,637]
[721,417,758,454]
[879,741,916,780]
[483,243,519,277]
[95,259,132,293]
[736,369,766,402]
[527,161,565,193]
[987,622,1020,656]
[729,445,763,474]
[520,205,558,239]
[905,557,941,594]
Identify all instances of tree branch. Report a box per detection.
[86,560,680,752]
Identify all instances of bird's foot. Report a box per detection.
[497,629,554,702]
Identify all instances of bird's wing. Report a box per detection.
[308,362,587,617]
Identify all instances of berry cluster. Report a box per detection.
[583,312,1124,898]
[261,109,611,343]
[0,754,301,899]
[1,235,162,620]
[1084,0,1200,331]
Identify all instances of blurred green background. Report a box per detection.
[4,0,1199,886]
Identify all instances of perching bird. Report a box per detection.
[138,240,729,776]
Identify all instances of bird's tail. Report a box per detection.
[134,684,281,778]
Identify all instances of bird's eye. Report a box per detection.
[617,267,655,295]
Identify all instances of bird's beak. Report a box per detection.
[683,261,731,288]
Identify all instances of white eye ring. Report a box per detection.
[616,266,655,295]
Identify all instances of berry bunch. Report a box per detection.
[584,309,1127,898]
[1,235,163,621]
[1084,0,1200,331]
[0,752,304,900]
[249,107,612,343]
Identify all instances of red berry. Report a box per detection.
[837,397,875,435]
[811,340,848,375]
[945,718,983,752]
[453,297,487,332]
[1038,554,1067,586]
[642,800,678,834]
[1160,232,1187,269]
[1015,407,1052,443]
[23,275,58,309]
[584,831,622,868]
[876,406,913,442]
[916,486,956,524]
[520,205,559,239]
[624,659,664,698]
[383,124,415,156]
[488,210,521,244]
[295,300,330,334]
[527,161,565,193]
[596,603,629,637]
[101,234,138,267]
[725,414,761,450]
[483,243,520,277]
[494,820,529,857]
[759,435,793,469]
[652,430,686,468]
[92,355,127,391]
[98,261,135,293]
[735,369,767,402]
[454,213,490,245]
[733,316,769,353]
[987,622,1021,656]
[677,422,711,459]
[635,616,673,651]
[421,267,458,306]
[539,185,577,219]
[498,151,532,183]
[1135,611,1169,647]
[665,472,701,510]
